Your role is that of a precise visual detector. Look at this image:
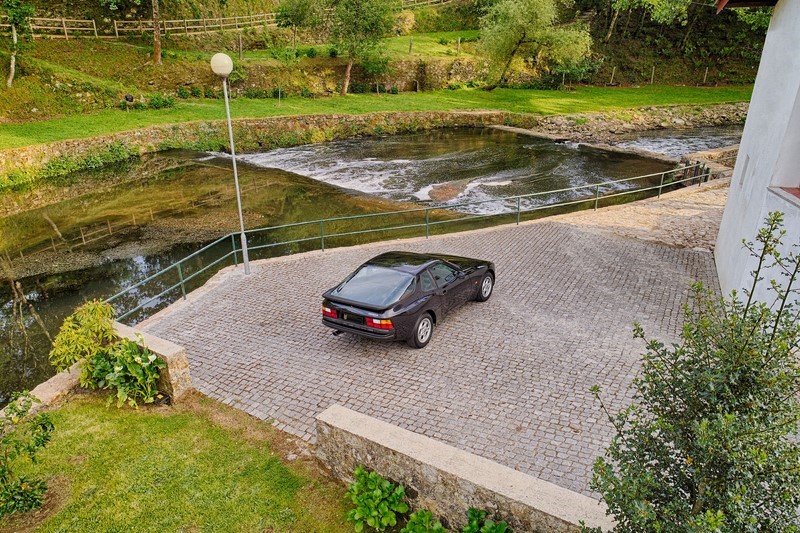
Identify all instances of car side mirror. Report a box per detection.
[457,271,466,279]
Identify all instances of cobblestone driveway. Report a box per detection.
[143,217,718,496]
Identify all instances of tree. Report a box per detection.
[2,0,34,88]
[329,0,395,96]
[100,0,161,65]
[275,0,325,51]
[479,0,591,89]
[590,212,800,532]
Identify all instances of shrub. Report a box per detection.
[389,85,399,94]
[271,87,285,99]
[244,88,271,99]
[328,47,338,58]
[133,101,148,110]
[591,212,800,531]
[438,37,450,45]
[149,94,175,109]
[92,338,165,408]
[306,47,318,58]
[176,86,191,99]
[204,86,217,99]
[394,10,415,35]
[0,392,54,517]
[300,87,313,98]
[346,466,409,532]
[401,510,445,533]
[190,85,203,98]
[49,301,167,408]
[49,300,115,374]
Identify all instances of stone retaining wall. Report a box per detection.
[316,405,615,532]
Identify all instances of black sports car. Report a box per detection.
[322,251,495,348]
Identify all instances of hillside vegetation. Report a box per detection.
[0,0,764,124]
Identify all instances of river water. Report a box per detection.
[0,126,741,405]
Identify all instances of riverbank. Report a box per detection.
[1,100,748,215]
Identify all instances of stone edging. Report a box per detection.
[316,405,616,532]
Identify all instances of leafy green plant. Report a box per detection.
[49,300,116,374]
[176,86,191,99]
[0,392,54,517]
[461,508,512,533]
[346,466,409,532]
[148,94,175,109]
[190,86,203,98]
[92,338,165,408]
[306,47,318,58]
[591,212,800,531]
[401,509,445,532]
[50,301,166,408]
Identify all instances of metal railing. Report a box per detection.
[105,158,731,324]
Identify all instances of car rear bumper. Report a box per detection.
[322,317,397,340]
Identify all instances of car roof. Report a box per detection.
[364,251,447,275]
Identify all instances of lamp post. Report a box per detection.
[210,52,250,275]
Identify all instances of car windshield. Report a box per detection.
[333,266,415,307]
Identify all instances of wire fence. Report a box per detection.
[103,158,733,324]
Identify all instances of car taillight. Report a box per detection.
[322,306,338,319]
[366,318,393,330]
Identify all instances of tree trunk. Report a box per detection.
[152,0,162,65]
[496,33,526,88]
[681,7,701,51]
[6,24,17,88]
[604,8,620,44]
[341,57,353,96]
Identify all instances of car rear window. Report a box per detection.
[332,266,415,307]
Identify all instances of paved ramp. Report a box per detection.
[142,214,718,496]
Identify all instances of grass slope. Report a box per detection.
[0,85,752,149]
[0,393,350,533]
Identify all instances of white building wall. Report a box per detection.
[715,0,800,305]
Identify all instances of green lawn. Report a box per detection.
[0,393,350,533]
[0,85,752,150]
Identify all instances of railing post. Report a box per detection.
[320,221,325,252]
[658,172,664,198]
[177,263,186,300]
[516,197,521,225]
[114,19,119,38]
[594,185,600,210]
[425,209,429,238]
[92,19,98,37]
[231,233,238,267]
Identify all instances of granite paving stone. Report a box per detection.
[142,185,724,497]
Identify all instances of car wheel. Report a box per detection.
[408,313,434,349]
[476,272,494,302]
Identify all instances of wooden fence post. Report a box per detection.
[202,17,207,32]
[62,18,68,39]
[609,66,616,85]
[114,20,119,38]
[92,19,98,37]
[650,65,655,84]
